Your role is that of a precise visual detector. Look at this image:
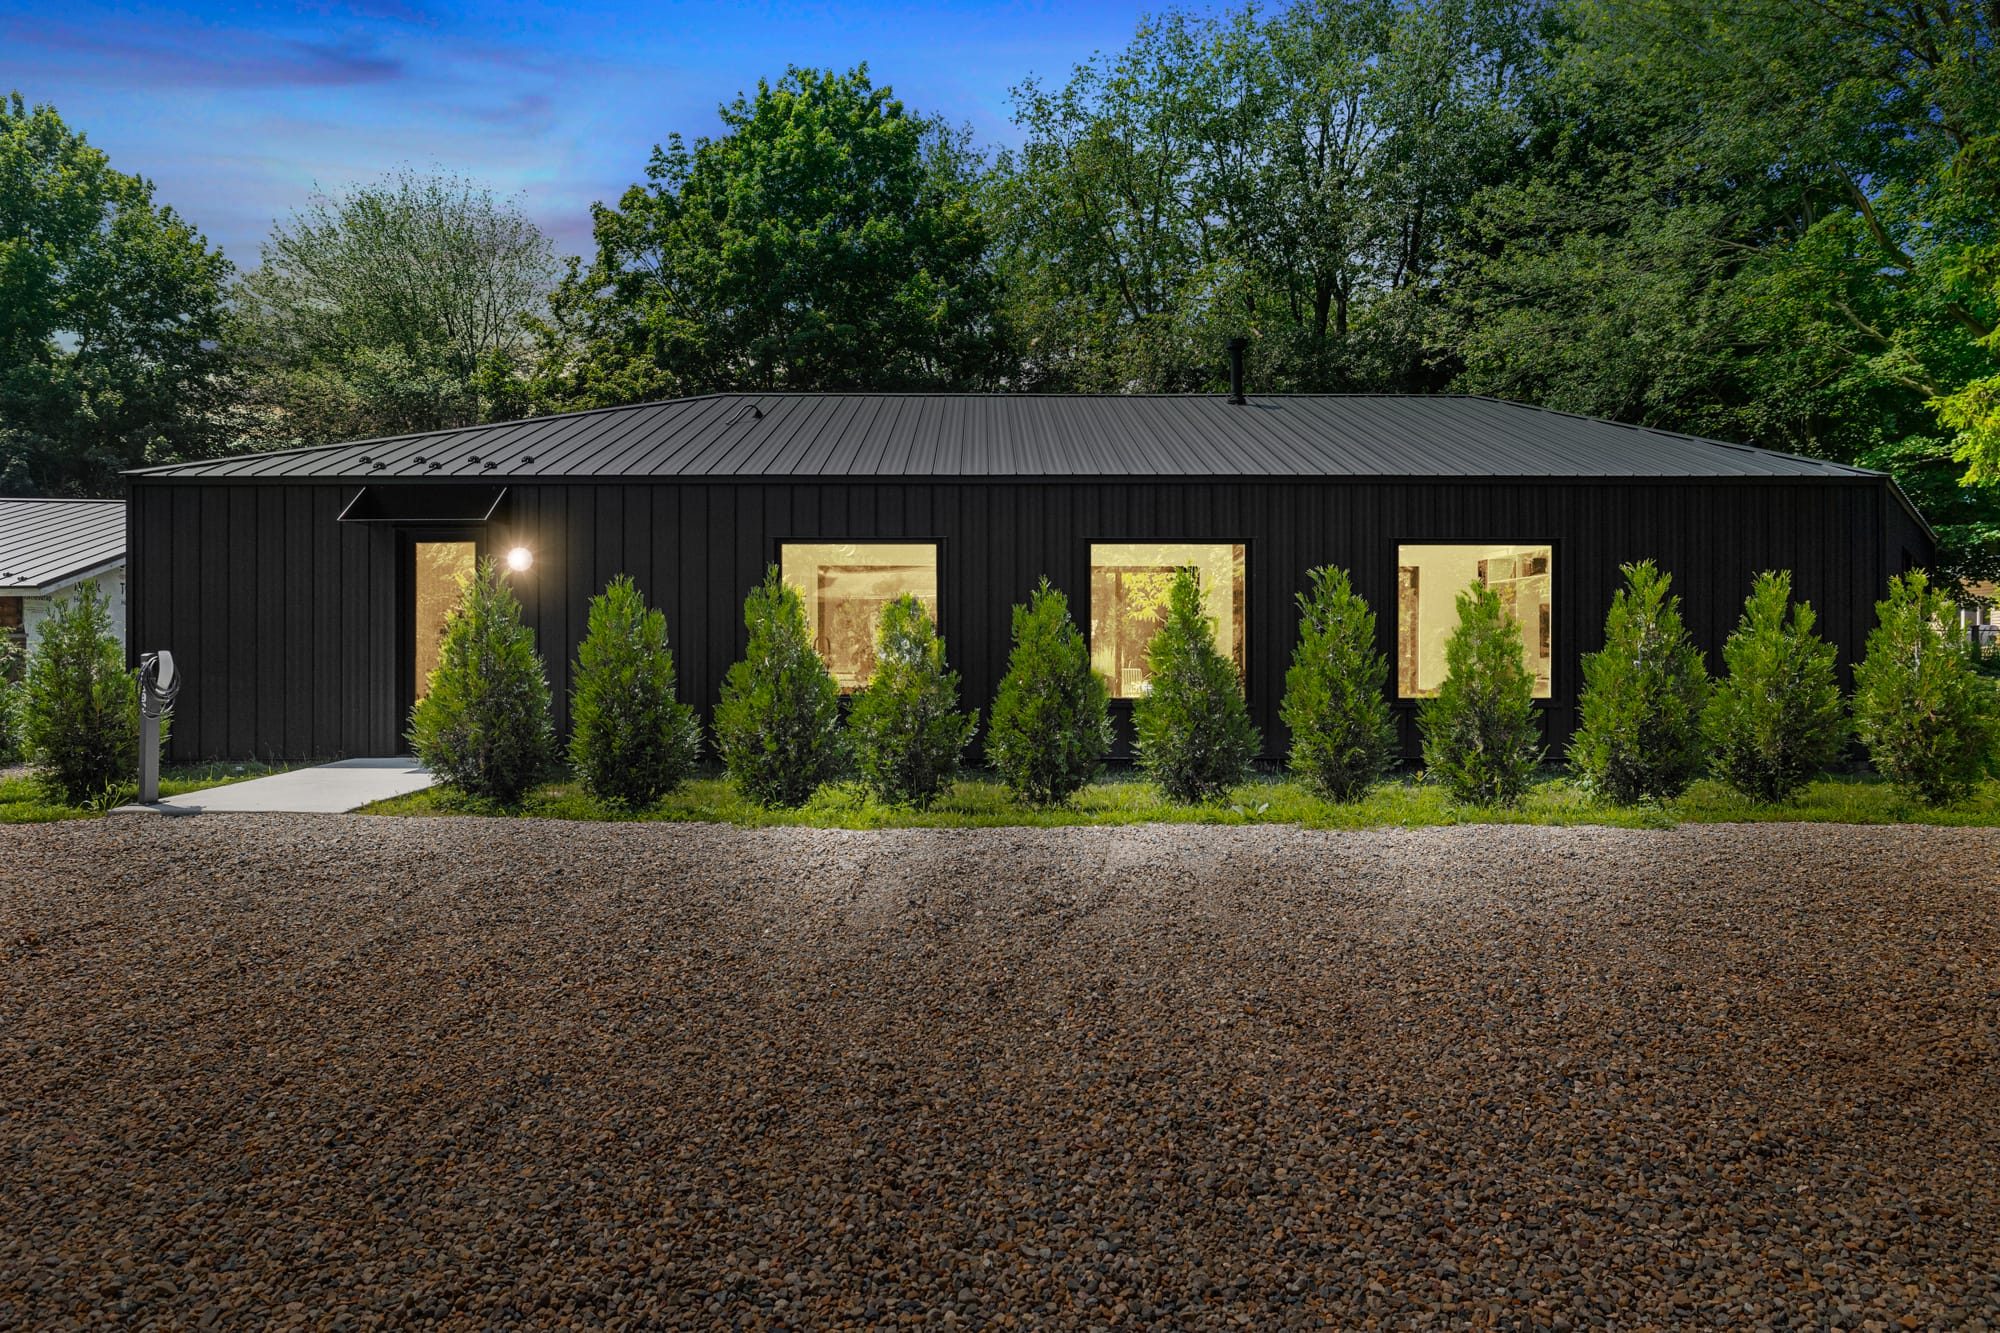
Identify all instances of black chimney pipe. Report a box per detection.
[1226,337,1248,405]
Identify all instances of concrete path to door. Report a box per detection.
[114,758,435,816]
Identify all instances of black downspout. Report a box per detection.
[1227,337,1248,405]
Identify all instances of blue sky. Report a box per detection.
[3,0,1151,266]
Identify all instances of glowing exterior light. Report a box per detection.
[506,546,533,573]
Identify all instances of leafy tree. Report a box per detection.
[1,94,234,495]
[231,169,557,445]
[1418,580,1543,804]
[986,578,1114,805]
[1279,564,1397,801]
[18,580,139,803]
[714,566,847,807]
[568,575,701,807]
[407,559,555,804]
[0,632,21,763]
[1852,569,2000,804]
[1567,560,1710,802]
[1132,567,1260,803]
[846,594,977,808]
[538,66,1009,407]
[1704,570,1847,802]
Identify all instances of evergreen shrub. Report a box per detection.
[714,566,846,807]
[1279,565,1397,802]
[407,558,555,803]
[847,594,977,808]
[568,574,701,807]
[1704,571,1847,802]
[985,578,1113,805]
[1418,581,1544,805]
[18,580,140,804]
[1131,567,1260,803]
[1852,569,2000,804]
[1567,560,1710,803]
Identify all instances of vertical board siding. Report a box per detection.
[132,476,1926,762]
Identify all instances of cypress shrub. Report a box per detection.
[847,594,978,809]
[1131,566,1260,804]
[568,574,701,807]
[1852,569,2000,804]
[18,580,140,804]
[1418,581,1544,805]
[986,577,1113,805]
[1279,565,1396,802]
[1705,571,1847,802]
[1567,560,1710,803]
[714,566,846,807]
[407,558,555,804]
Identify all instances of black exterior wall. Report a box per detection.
[127,475,1933,763]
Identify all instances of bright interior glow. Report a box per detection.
[1090,543,1246,699]
[506,546,533,572]
[779,542,939,692]
[1397,543,1553,699]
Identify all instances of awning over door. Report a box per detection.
[337,485,508,524]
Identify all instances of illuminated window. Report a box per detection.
[1397,544,1552,699]
[780,542,939,692]
[413,541,477,703]
[1089,542,1246,700]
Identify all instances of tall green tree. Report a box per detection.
[538,66,1009,407]
[0,94,234,495]
[231,169,557,445]
[1451,0,2000,589]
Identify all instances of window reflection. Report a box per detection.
[1089,542,1246,699]
[779,543,939,692]
[413,540,477,702]
[1396,544,1552,698]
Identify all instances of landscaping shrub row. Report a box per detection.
[413,558,2000,814]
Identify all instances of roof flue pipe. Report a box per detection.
[1226,337,1248,405]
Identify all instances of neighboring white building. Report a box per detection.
[0,499,127,657]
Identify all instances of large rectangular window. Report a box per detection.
[780,542,939,692]
[413,540,478,703]
[1090,542,1246,700]
[1397,543,1552,699]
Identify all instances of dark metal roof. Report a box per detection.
[126,393,1882,482]
[0,499,125,595]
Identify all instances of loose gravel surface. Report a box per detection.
[2,818,1996,1331]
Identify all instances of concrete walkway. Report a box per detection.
[114,757,435,816]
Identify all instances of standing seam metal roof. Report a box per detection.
[124,393,1884,482]
[0,499,125,593]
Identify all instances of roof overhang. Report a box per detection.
[0,555,126,598]
[337,484,509,524]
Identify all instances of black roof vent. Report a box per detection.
[1226,337,1248,405]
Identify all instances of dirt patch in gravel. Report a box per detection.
[1,817,1996,1330]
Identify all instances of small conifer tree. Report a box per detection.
[1131,566,1260,803]
[713,566,846,807]
[986,578,1113,805]
[847,594,977,808]
[568,575,701,807]
[1280,565,1397,802]
[1852,569,2000,804]
[19,580,140,804]
[1704,571,1847,802]
[0,633,23,764]
[407,558,555,804]
[1418,581,1544,805]
[1567,560,1710,803]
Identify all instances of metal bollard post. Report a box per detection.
[138,651,180,805]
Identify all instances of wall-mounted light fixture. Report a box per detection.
[506,546,534,573]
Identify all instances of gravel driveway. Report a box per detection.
[2,817,1995,1330]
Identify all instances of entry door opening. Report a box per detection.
[413,540,478,704]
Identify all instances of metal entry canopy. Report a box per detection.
[337,485,508,524]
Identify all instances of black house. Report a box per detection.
[126,392,1933,763]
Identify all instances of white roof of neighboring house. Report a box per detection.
[0,499,126,596]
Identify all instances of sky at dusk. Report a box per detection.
[3,0,1151,267]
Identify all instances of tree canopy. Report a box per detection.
[0,93,233,496]
[533,65,1011,406]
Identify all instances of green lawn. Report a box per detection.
[0,760,297,824]
[359,767,2000,829]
